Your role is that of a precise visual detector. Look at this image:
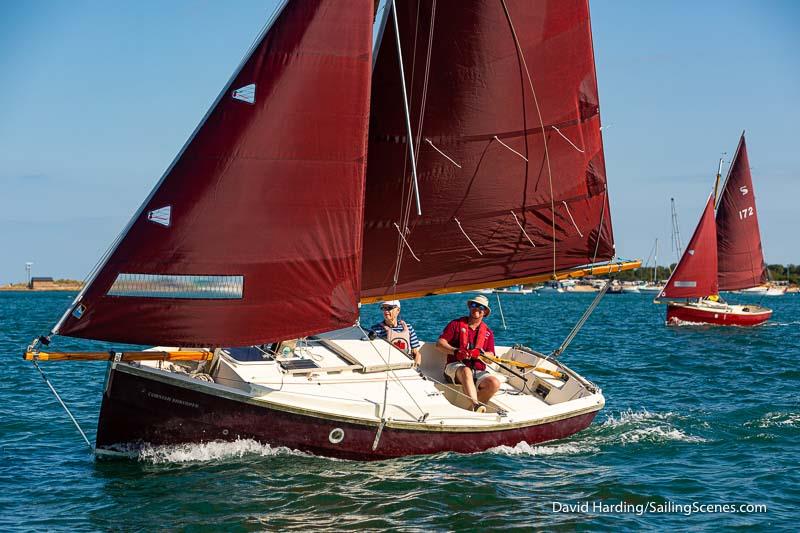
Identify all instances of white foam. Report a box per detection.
[489,441,599,456]
[748,412,800,428]
[135,438,313,464]
[600,409,706,444]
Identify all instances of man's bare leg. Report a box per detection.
[477,375,501,404]
[455,366,479,405]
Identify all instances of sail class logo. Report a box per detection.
[739,185,749,195]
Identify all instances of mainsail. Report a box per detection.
[361,0,614,299]
[659,195,719,299]
[715,133,767,290]
[54,1,374,346]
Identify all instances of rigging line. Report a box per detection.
[493,135,528,162]
[551,125,585,153]
[550,279,610,359]
[425,138,461,168]
[393,223,422,262]
[500,0,557,276]
[394,0,436,289]
[391,0,422,216]
[590,191,608,265]
[454,218,484,256]
[355,323,428,419]
[32,360,93,450]
[510,210,536,247]
[495,292,507,330]
[413,0,436,163]
[562,201,584,238]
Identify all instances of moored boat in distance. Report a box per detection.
[657,133,772,326]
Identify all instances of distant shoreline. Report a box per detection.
[0,282,82,292]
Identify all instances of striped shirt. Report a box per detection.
[368,320,421,350]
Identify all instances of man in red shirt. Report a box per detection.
[435,295,501,412]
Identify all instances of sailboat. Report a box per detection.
[656,133,771,326]
[638,238,665,294]
[24,0,639,459]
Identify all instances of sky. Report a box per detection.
[0,0,798,284]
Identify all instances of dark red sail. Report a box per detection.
[716,133,767,290]
[660,195,719,299]
[361,0,614,298]
[55,1,374,346]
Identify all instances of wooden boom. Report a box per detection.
[360,259,643,304]
[23,350,212,362]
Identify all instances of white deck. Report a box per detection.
[135,327,604,431]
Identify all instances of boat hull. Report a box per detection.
[666,302,772,326]
[96,365,599,460]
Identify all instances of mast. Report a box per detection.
[670,197,683,263]
[653,238,658,283]
[712,155,725,209]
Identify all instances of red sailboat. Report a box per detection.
[25,0,640,459]
[657,133,771,326]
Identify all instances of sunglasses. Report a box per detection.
[469,302,487,311]
[380,306,398,312]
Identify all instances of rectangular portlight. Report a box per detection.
[108,273,243,299]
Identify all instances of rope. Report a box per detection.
[393,223,421,262]
[355,323,428,420]
[493,135,528,161]
[495,292,507,330]
[392,0,436,289]
[562,200,584,238]
[591,191,608,265]
[511,210,536,247]
[391,0,422,216]
[425,138,461,168]
[550,280,610,358]
[551,125,585,153]
[500,0,558,276]
[454,218,483,255]
[32,360,93,450]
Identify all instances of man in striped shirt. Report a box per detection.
[368,300,421,367]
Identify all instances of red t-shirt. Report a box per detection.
[439,317,495,354]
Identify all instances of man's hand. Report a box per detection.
[468,348,483,360]
[454,348,470,361]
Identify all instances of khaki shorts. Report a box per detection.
[445,362,490,385]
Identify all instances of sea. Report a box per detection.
[1,290,798,531]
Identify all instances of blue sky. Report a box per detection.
[1,0,798,284]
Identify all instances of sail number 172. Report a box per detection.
[738,206,754,220]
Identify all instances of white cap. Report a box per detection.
[380,300,401,308]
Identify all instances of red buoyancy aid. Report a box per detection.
[450,318,488,371]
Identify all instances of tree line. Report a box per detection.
[610,264,799,285]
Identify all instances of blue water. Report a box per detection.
[2,290,798,530]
